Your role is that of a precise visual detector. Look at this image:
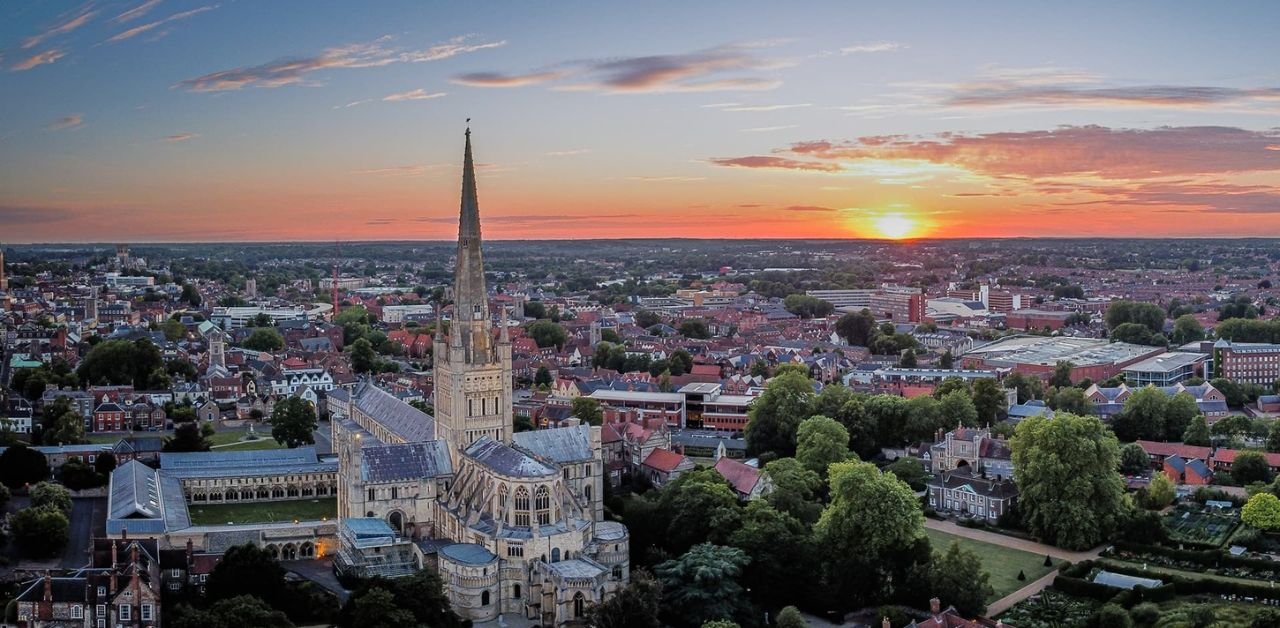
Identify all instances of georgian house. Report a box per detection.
[927,468,1018,523]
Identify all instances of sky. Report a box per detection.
[2,0,1280,242]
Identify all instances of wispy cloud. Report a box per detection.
[106,5,217,43]
[48,114,85,131]
[705,103,810,112]
[164,133,198,142]
[12,49,67,71]
[546,149,592,157]
[708,155,841,172]
[783,205,838,212]
[453,43,787,94]
[178,34,503,92]
[112,0,164,23]
[352,164,450,177]
[841,42,906,54]
[22,3,97,49]
[0,206,77,225]
[741,125,798,132]
[625,176,707,182]
[382,88,446,102]
[334,99,373,109]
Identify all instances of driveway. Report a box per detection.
[61,496,107,569]
[283,557,349,603]
[923,518,1103,563]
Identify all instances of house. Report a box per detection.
[601,414,671,487]
[93,402,128,432]
[1085,382,1228,418]
[1135,440,1212,468]
[640,448,695,488]
[927,427,1013,479]
[1163,456,1213,485]
[14,538,162,628]
[712,453,770,500]
[927,468,1018,523]
[900,597,1004,628]
[1212,448,1280,475]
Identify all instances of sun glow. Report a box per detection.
[873,213,917,239]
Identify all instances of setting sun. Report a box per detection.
[874,213,917,239]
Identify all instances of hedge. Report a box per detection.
[1109,539,1280,573]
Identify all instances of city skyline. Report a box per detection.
[3,1,1280,242]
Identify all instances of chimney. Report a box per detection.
[930,597,941,615]
[112,541,118,566]
[43,572,52,602]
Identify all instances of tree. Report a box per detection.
[1090,603,1134,628]
[1049,386,1092,415]
[1267,422,1280,454]
[971,378,1004,424]
[164,422,211,452]
[1049,361,1075,388]
[1004,372,1044,404]
[0,443,50,488]
[744,370,814,458]
[679,318,710,339]
[1164,393,1199,442]
[243,328,285,352]
[1104,301,1166,334]
[1234,450,1274,485]
[634,309,661,329]
[180,283,202,307]
[1171,314,1205,346]
[207,544,287,603]
[816,460,928,609]
[571,397,603,426]
[534,365,553,387]
[170,596,295,628]
[656,469,743,555]
[899,348,918,368]
[11,505,70,557]
[1243,493,1280,531]
[31,481,73,514]
[796,415,851,476]
[835,309,878,346]
[763,457,823,525]
[1110,322,1161,346]
[44,406,86,444]
[76,339,164,388]
[1111,386,1169,442]
[930,540,994,618]
[1011,413,1128,550]
[1118,443,1151,476]
[728,501,812,611]
[1184,414,1212,447]
[61,459,106,490]
[337,569,464,628]
[350,588,416,627]
[523,300,547,320]
[348,338,377,373]
[587,568,663,628]
[939,389,979,428]
[775,607,805,628]
[1145,471,1176,509]
[528,320,569,349]
[885,456,928,491]
[271,397,318,448]
[939,349,954,369]
[162,318,188,342]
[655,544,752,628]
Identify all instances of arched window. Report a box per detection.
[513,583,521,599]
[535,485,551,525]
[612,565,623,580]
[513,486,530,526]
[551,548,560,563]
[498,483,508,510]
[585,485,592,501]
[573,592,585,618]
[481,590,490,606]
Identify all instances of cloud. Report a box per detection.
[12,49,67,71]
[178,34,503,92]
[625,176,707,182]
[741,125,798,133]
[705,103,810,112]
[22,3,97,49]
[383,88,446,102]
[708,155,841,172]
[783,205,837,212]
[451,70,566,87]
[352,165,450,177]
[164,133,198,142]
[113,0,164,23]
[48,114,85,130]
[841,42,906,54]
[454,43,786,94]
[106,5,216,43]
[545,149,592,157]
[0,206,76,225]
[334,99,373,109]
[782,126,1280,179]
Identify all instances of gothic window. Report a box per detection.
[498,483,508,510]
[368,488,376,501]
[513,584,521,599]
[573,592,585,618]
[391,486,399,500]
[481,590,490,606]
[612,565,623,580]
[535,485,551,525]
[514,486,530,526]
[551,548,560,562]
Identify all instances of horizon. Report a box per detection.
[3,1,1280,241]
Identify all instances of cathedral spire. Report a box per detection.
[452,124,490,358]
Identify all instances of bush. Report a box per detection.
[1129,602,1160,624]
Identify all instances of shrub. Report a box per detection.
[1129,602,1160,624]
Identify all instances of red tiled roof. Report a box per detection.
[642,448,687,473]
[1137,440,1212,461]
[714,457,761,496]
[1213,448,1280,468]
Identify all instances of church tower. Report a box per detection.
[434,127,514,453]
[0,243,7,291]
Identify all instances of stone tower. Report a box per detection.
[0,243,7,291]
[433,127,514,453]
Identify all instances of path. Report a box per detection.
[923,518,1103,562]
[985,569,1059,616]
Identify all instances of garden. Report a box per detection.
[924,529,1058,601]
[188,497,336,525]
[1162,503,1240,547]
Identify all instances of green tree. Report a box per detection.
[1111,386,1168,442]
[1049,361,1075,388]
[1267,423,1280,454]
[1104,301,1166,334]
[864,394,912,448]
[763,457,823,525]
[1048,386,1092,415]
[1164,393,1199,442]
[1118,442,1151,476]
[76,339,164,388]
[1004,372,1044,404]
[744,371,815,458]
[656,469,743,554]
[170,596,295,628]
[679,318,711,339]
[94,451,117,475]
[11,505,70,557]
[1090,603,1135,628]
[1171,314,1205,346]
[571,396,604,426]
[336,569,464,628]
[783,294,834,319]
[523,300,547,320]
[1234,450,1274,485]
[351,588,415,627]
[30,480,72,514]
[656,544,752,628]
[61,459,105,490]
[899,348,918,368]
[587,568,663,628]
[270,397,318,448]
[634,309,661,329]
[242,328,285,352]
[930,540,994,618]
[971,378,1004,424]
[534,365,553,387]
[776,606,806,628]
[1011,413,1128,550]
[835,309,878,346]
[939,349,955,369]
[671,349,696,376]
[905,395,943,444]
[348,338,377,373]
[0,443,50,488]
[796,415,851,476]
[728,501,812,611]
[939,389,979,428]
[1184,414,1212,446]
[528,320,569,348]
[162,317,188,342]
[885,457,928,491]
[1243,493,1280,531]
[816,460,928,610]
[1145,471,1176,509]
[163,422,211,452]
[206,544,287,603]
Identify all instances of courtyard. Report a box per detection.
[188,497,337,525]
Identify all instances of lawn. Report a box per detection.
[926,529,1058,602]
[187,498,337,526]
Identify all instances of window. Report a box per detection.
[97,587,107,598]
[507,543,523,558]
[514,486,530,526]
[535,485,551,525]
[97,604,106,616]
[72,605,83,619]
[481,590,491,606]
[513,584,521,599]
[170,568,182,578]
[368,488,376,501]
[391,486,399,500]
[119,605,131,621]
[141,604,153,621]
[498,484,508,510]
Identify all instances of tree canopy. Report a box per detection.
[655,544,752,628]
[270,397,318,448]
[76,339,164,388]
[528,320,569,348]
[744,370,814,459]
[796,415,851,476]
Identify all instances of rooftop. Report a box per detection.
[440,543,497,565]
[1123,352,1205,374]
[964,335,1160,368]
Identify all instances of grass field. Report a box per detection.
[188,498,337,526]
[926,529,1059,602]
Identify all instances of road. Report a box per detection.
[311,420,332,455]
[61,496,107,569]
[923,518,1103,563]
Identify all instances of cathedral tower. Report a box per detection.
[434,128,514,453]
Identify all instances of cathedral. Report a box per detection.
[331,128,630,626]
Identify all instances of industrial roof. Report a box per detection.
[589,389,685,403]
[1122,352,1205,374]
[160,446,334,479]
[963,335,1160,368]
